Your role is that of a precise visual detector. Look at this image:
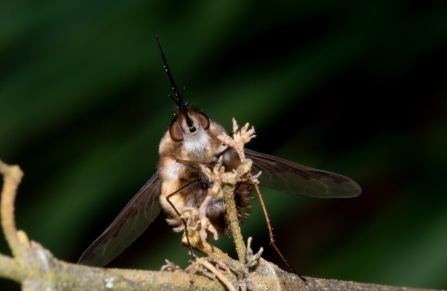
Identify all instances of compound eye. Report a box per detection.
[197,112,210,130]
[170,123,184,141]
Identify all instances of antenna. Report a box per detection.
[156,36,195,132]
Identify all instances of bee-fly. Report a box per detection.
[78,36,362,277]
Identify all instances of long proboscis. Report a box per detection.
[156,35,195,131]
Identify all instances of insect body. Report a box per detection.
[158,104,253,236]
[78,37,361,267]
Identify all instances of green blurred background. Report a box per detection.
[1,0,447,289]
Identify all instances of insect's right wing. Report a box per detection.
[245,149,361,198]
[78,173,162,266]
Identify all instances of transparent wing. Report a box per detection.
[78,173,162,266]
[245,149,361,198]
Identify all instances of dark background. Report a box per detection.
[1,0,447,289]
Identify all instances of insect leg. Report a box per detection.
[254,184,308,284]
[166,180,200,259]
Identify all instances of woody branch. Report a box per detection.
[0,157,438,291]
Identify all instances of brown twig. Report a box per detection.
[199,258,236,291]
[222,179,247,264]
[0,160,25,258]
[217,119,257,264]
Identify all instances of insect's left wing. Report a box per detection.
[245,149,361,198]
[78,173,162,266]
